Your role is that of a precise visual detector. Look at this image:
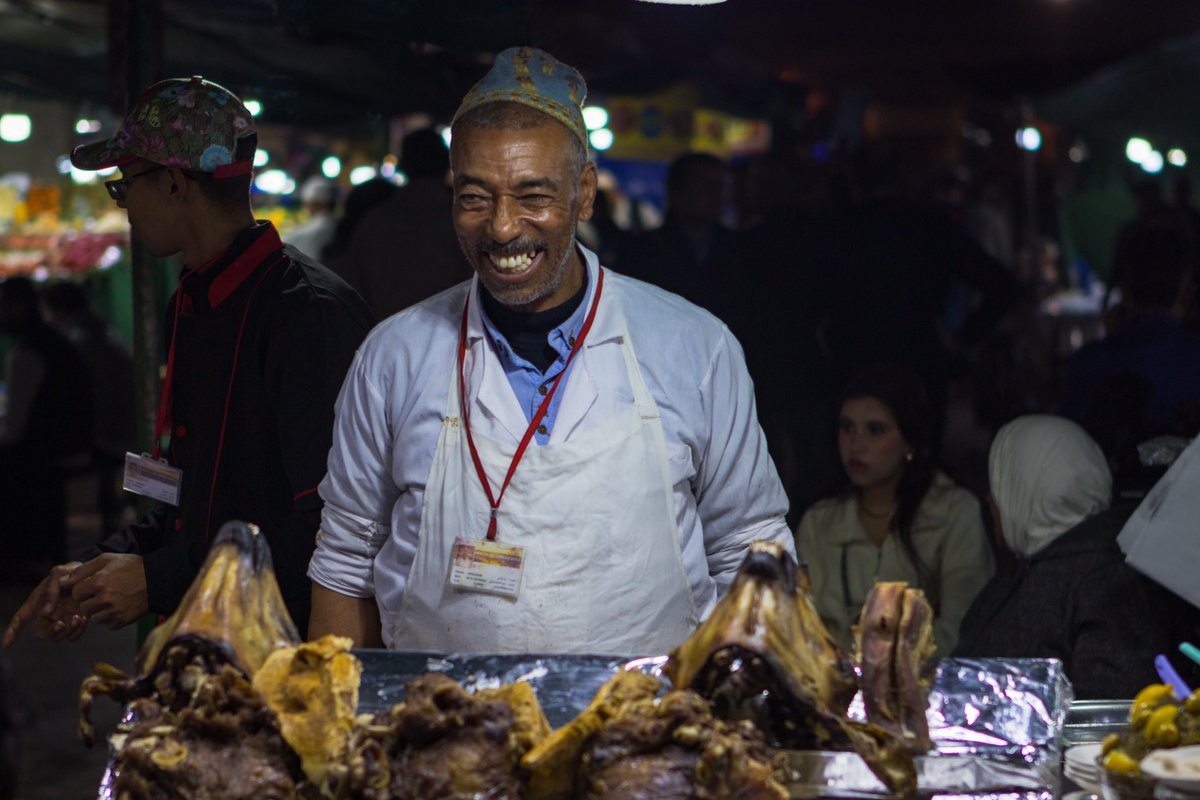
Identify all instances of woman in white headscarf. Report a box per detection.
[954,415,1170,699]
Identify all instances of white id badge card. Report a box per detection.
[123,452,183,506]
[448,537,525,599]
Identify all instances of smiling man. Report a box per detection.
[307,47,794,654]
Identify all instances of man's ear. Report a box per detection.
[576,161,598,222]
[165,167,187,197]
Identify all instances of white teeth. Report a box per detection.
[492,251,535,272]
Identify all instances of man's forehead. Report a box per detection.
[451,125,575,178]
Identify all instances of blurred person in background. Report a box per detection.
[0,276,94,564]
[41,281,136,529]
[336,128,468,322]
[814,149,1022,450]
[794,364,992,656]
[1060,222,1200,480]
[321,177,398,292]
[954,415,1171,699]
[616,151,738,320]
[283,175,339,260]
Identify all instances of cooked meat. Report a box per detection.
[854,582,936,752]
[334,673,548,800]
[523,670,662,798]
[576,689,787,800]
[105,658,305,800]
[666,541,919,796]
[253,635,362,793]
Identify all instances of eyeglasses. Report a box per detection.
[104,165,168,201]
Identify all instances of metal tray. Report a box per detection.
[1063,700,1131,746]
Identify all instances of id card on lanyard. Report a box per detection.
[447,269,605,599]
[124,284,188,506]
[123,452,182,506]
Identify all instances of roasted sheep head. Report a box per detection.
[138,519,300,678]
[665,540,918,796]
[854,582,936,752]
[79,521,314,800]
[332,673,551,800]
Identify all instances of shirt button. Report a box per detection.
[538,385,548,396]
[537,424,548,436]
[174,518,183,532]
[569,335,576,347]
[175,425,186,438]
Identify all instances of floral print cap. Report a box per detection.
[71,76,256,178]
[452,47,588,149]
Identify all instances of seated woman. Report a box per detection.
[794,364,992,656]
[954,414,1168,699]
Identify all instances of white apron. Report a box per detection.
[384,290,699,654]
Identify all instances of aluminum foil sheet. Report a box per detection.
[355,650,669,727]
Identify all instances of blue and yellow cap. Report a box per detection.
[452,47,588,148]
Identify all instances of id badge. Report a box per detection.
[448,537,525,599]
[123,452,183,506]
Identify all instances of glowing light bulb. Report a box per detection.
[1126,137,1153,164]
[583,106,609,131]
[589,128,614,151]
[0,114,32,143]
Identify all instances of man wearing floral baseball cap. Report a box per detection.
[3,77,373,650]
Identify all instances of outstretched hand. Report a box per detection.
[3,561,87,647]
[62,553,148,630]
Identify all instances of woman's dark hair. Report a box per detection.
[832,363,937,593]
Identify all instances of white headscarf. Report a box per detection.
[988,415,1112,558]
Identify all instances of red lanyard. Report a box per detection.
[151,287,186,460]
[457,268,605,541]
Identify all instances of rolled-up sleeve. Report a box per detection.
[695,327,795,588]
[309,350,398,597]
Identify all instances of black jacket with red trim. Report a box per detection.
[86,222,372,634]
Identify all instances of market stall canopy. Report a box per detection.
[1034,33,1200,141]
[4,0,1200,129]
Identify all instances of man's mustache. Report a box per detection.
[477,239,547,256]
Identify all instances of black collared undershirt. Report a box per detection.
[480,272,588,373]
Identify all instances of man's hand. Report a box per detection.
[3,561,87,647]
[62,554,149,630]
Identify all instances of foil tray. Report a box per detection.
[354,652,1074,798]
[100,653,1075,799]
